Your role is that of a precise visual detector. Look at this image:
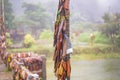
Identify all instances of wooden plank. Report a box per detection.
[41,55,46,80]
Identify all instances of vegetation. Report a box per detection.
[78,32,90,42]
[94,32,110,44]
[6,32,12,47]
[72,53,120,60]
[7,43,120,60]
[78,32,110,44]
[100,13,120,47]
[39,29,53,40]
[0,0,14,30]
[21,3,51,38]
[1,1,120,80]
[1,0,120,60]
[23,34,35,48]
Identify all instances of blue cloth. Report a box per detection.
[63,34,73,54]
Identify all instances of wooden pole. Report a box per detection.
[53,0,72,80]
[0,0,6,61]
[2,0,4,22]
[1,0,5,35]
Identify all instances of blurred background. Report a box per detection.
[0,0,120,80]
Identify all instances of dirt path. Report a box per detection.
[0,58,12,80]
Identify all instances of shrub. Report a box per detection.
[78,32,90,42]
[24,34,35,48]
[39,29,53,40]
[94,32,110,44]
[115,36,120,47]
[6,32,12,47]
[78,32,110,44]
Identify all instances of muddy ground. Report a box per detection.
[0,57,12,80]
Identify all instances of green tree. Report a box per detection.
[22,3,51,38]
[100,13,120,47]
[0,0,14,30]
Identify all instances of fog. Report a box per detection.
[11,0,120,22]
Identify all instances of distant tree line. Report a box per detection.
[100,13,120,47]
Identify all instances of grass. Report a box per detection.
[73,44,113,55]
[71,53,120,61]
[7,45,39,52]
[78,32,111,44]
[7,42,120,59]
[7,39,120,60]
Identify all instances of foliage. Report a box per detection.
[12,16,26,29]
[94,32,110,44]
[39,29,53,40]
[78,32,90,42]
[0,0,14,30]
[78,32,111,44]
[115,36,120,47]
[6,32,12,47]
[100,13,120,47]
[22,3,51,38]
[71,22,98,33]
[24,34,35,48]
